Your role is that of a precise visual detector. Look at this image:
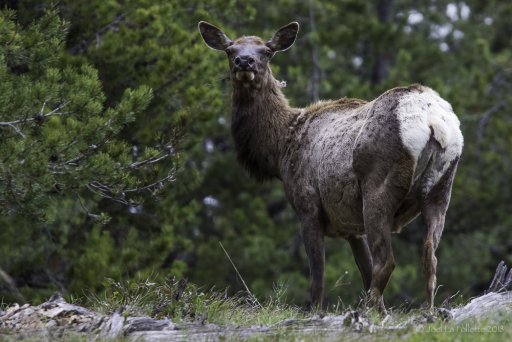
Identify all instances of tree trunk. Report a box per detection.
[308,0,320,102]
[371,0,393,85]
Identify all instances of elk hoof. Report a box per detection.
[369,288,387,315]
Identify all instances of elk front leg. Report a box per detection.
[302,219,325,310]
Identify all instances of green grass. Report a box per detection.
[80,276,306,326]
[392,316,511,342]
[3,276,509,341]
[76,276,511,341]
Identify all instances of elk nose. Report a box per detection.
[234,55,255,69]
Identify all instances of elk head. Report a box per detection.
[198,21,299,88]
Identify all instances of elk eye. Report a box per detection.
[265,49,273,57]
[225,48,234,56]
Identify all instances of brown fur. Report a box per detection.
[199,21,463,313]
[304,97,368,115]
[234,36,266,45]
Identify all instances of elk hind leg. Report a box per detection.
[361,182,401,313]
[421,159,459,310]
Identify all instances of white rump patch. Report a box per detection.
[397,87,463,165]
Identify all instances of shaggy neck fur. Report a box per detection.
[231,67,297,180]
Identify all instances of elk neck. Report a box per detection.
[231,67,298,180]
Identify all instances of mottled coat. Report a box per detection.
[199,21,463,312]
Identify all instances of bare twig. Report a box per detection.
[476,68,511,145]
[61,139,112,168]
[440,290,460,308]
[487,261,512,293]
[0,266,26,304]
[87,183,133,206]
[128,149,174,169]
[76,193,101,219]
[476,101,505,141]
[1,123,26,138]
[86,170,175,206]
[219,241,262,308]
[39,100,47,117]
[124,171,175,193]
[68,13,128,54]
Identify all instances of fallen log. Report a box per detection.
[1,262,511,340]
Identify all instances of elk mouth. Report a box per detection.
[235,70,256,82]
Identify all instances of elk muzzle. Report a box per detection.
[234,55,256,81]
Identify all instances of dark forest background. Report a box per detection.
[1,0,511,310]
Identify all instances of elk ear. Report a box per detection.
[198,21,233,51]
[267,22,299,52]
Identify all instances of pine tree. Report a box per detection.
[0,9,174,301]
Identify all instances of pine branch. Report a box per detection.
[0,101,70,138]
[128,148,175,169]
[86,169,176,206]
[0,122,25,138]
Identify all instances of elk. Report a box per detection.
[198,21,463,313]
